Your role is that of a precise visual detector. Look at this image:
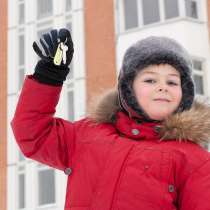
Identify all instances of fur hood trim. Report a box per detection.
[88,90,210,145]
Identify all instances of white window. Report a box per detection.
[142,0,160,25]
[17,154,26,209]
[121,0,162,31]
[18,34,25,90]
[65,13,75,121]
[120,0,199,32]
[192,59,204,95]
[66,0,72,11]
[67,89,74,121]
[17,1,25,91]
[164,0,179,19]
[18,35,24,67]
[18,2,25,24]
[185,0,198,19]
[123,0,138,30]
[66,19,74,79]
[18,67,25,90]
[66,22,72,35]
[18,173,25,209]
[37,0,53,19]
[38,168,55,206]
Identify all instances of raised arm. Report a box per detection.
[11,28,75,172]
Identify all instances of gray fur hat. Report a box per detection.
[118,36,195,121]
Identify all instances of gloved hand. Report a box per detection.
[32,28,74,86]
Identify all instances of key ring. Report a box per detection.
[64,37,68,44]
[57,37,67,44]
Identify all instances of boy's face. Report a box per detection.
[133,64,182,121]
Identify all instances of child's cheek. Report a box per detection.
[135,86,151,107]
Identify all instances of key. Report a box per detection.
[60,42,68,65]
[53,43,63,66]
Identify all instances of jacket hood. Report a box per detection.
[88,90,210,145]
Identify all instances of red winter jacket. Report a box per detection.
[11,77,210,210]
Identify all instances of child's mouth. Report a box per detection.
[154,98,170,102]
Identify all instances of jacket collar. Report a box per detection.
[115,111,160,140]
[88,89,210,145]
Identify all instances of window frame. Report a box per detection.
[66,14,74,81]
[192,57,206,96]
[65,0,72,12]
[66,87,75,121]
[17,151,26,210]
[37,0,53,20]
[141,0,161,26]
[163,0,180,20]
[17,28,25,91]
[17,173,25,209]
[18,1,25,25]
[65,7,75,121]
[119,0,201,32]
[184,0,199,19]
[36,164,56,208]
[122,0,139,30]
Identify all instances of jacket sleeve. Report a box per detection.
[179,158,210,210]
[11,76,75,171]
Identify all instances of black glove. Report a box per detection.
[32,28,74,86]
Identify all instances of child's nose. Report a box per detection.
[157,82,168,92]
[158,88,167,92]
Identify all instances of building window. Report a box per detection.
[164,0,179,19]
[37,0,53,19]
[38,169,55,206]
[17,1,25,92]
[66,0,72,11]
[123,0,138,30]
[66,20,73,79]
[67,90,74,121]
[121,0,199,32]
[192,59,204,95]
[185,0,198,19]
[18,2,25,24]
[142,0,160,25]
[18,34,25,90]
[18,35,24,66]
[17,155,26,209]
[65,13,74,121]
[18,173,25,209]
[18,68,25,90]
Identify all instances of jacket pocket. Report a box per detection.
[111,147,172,209]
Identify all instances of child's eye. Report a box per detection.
[144,79,156,84]
[167,81,178,86]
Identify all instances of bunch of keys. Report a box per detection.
[53,39,69,66]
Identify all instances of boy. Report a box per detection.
[12,29,210,210]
